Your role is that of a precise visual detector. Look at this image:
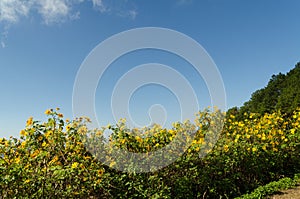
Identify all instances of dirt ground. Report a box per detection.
[268,186,300,199]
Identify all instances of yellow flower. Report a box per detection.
[78,126,87,135]
[31,150,40,158]
[50,156,59,164]
[26,117,33,126]
[290,129,296,134]
[44,131,52,138]
[121,139,126,144]
[96,130,103,136]
[45,109,51,115]
[252,147,257,152]
[109,161,116,167]
[15,157,20,164]
[24,179,30,184]
[66,118,70,123]
[71,162,79,169]
[262,145,267,151]
[21,141,27,147]
[98,169,104,176]
[223,145,229,152]
[42,142,47,147]
[57,113,63,118]
[20,130,27,136]
[38,136,43,141]
[135,136,142,143]
[66,124,71,131]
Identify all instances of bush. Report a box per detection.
[0,108,299,198]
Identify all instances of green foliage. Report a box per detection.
[235,173,300,199]
[0,108,300,198]
[229,62,300,119]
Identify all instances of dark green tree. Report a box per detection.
[229,62,300,118]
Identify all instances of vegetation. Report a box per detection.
[1,62,300,198]
[236,173,300,199]
[0,107,299,198]
[228,62,300,119]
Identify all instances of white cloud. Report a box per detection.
[128,10,137,20]
[0,0,30,23]
[0,0,137,25]
[0,0,137,47]
[36,0,70,24]
[92,0,107,13]
[176,0,193,6]
[1,41,5,48]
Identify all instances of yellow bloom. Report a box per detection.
[109,161,116,167]
[24,179,30,184]
[223,145,229,152]
[78,126,87,135]
[252,147,257,152]
[50,156,59,164]
[45,109,51,115]
[42,142,47,147]
[44,131,52,138]
[290,129,296,134]
[71,162,79,169]
[66,124,71,131]
[57,113,63,118]
[267,135,273,139]
[121,139,126,144]
[26,117,33,126]
[31,150,40,158]
[15,157,20,164]
[96,130,103,136]
[38,136,43,141]
[98,169,104,176]
[20,130,27,136]
[21,141,27,147]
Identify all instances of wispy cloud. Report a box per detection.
[92,0,107,13]
[0,0,138,47]
[176,0,193,6]
[1,41,5,48]
[0,0,137,24]
[0,0,30,23]
[36,0,70,25]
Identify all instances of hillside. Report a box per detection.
[228,62,300,119]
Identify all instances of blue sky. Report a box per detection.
[0,0,300,138]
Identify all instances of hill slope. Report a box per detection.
[228,62,300,118]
